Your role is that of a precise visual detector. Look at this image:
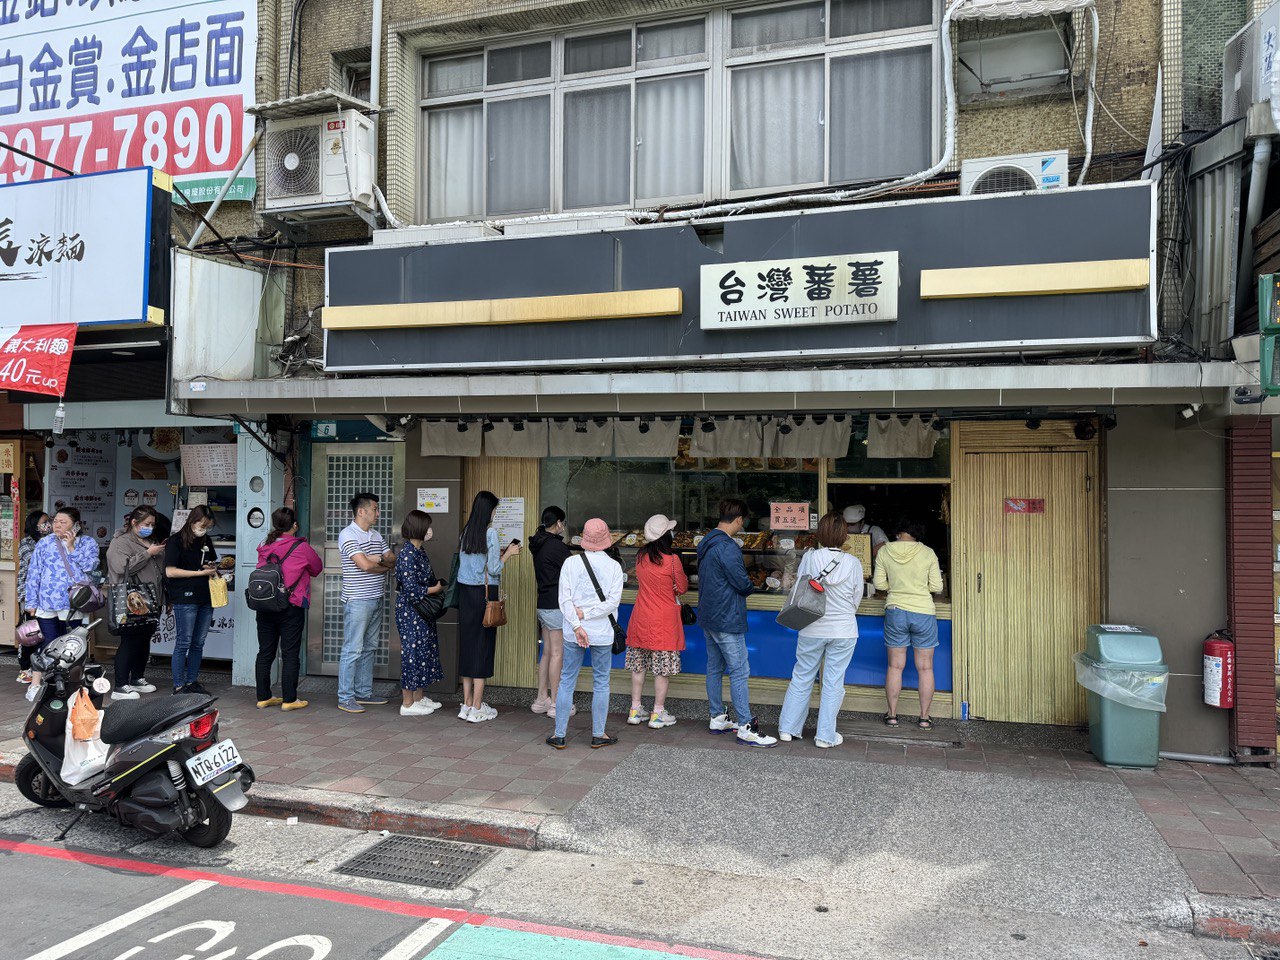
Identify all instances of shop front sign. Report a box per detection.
[0,323,76,396]
[701,253,898,331]
[769,502,811,531]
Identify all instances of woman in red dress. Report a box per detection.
[626,514,689,730]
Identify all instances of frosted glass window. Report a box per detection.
[730,59,823,190]
[564,87,631,208]
[487,96,551,215]
[637,74,704,199]
[830,47,931,183]
[426,55,483,96]
[731,3,824,49]
[565,30,632,74]
[427,104,482,219]
[637,20,705,62]
[487,42,551,85]
[830,0,932,36]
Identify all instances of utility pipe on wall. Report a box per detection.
[369,0,382,110]
[1235,136,1273,337]
[185,129,262,250]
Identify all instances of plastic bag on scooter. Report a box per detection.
[61,690,108,785]
[70,688,99,741]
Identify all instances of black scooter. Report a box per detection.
[15,622,255,847]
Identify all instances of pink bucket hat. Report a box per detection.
[580,518,613,552]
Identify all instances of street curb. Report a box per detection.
[1190,895,1280,946]
[0,753,545,851]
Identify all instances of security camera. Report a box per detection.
[1179,403,1201,420]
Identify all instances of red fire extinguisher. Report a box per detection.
[1203,631,1235,709]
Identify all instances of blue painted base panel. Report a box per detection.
[611,605,952,692]
[431,925,700,960]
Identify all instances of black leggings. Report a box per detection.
[115,623,157,686]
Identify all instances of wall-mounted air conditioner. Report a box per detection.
[263,110,374,215]
[1223,0,1280,137]
[960,151,1069,196]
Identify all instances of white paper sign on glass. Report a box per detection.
[493,497,524,548]
[700,252,899,331]
[417,487,449,512]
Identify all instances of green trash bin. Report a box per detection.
[1078,625,1168,769]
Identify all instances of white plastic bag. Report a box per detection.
[1073,653,1169,712]
[61,690,108,785]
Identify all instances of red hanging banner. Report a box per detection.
[0,324,77,397]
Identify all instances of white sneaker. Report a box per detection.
[113,688,140,701]
[131,679,157,694]
[627,706,647,725]
[736,720,779,748]
[422,697,442,710]
[467,703,497,723]
[708,713,738,734]
[648,710,677,729]
[478,702,497,720]
[531,696,552,714]
[400,701,435,716]
[815,733,844,749]
[779,732,801,742]
[458,704,475,721]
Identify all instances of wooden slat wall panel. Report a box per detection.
[462,457,540,689]
[1226,421,1277,756]
[956,421,1092,452]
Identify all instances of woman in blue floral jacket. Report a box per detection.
[24,506,100,694]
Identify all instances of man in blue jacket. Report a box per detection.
[696,499,777,747]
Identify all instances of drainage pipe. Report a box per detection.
[1235,135,1273,337]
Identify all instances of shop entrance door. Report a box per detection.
[307,443,405,679]
[955,438,1100,725]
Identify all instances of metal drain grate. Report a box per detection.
[335,835,497,890]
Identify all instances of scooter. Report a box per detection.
[14,621,255,847]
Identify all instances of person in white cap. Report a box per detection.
[842,504,887,563]
[625,514,689,729]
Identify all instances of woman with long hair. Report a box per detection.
[624,515,688,729]
[15,509,50,683]
[23,505,97,698]
[105,506,166,698]
[164,504,219,694]
[394,510,445,717]
[529,505,572,716]
[455,490,521,722]
[254,506,323,711]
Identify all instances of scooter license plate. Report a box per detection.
[184,740,242,787]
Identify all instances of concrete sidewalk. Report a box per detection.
[1,668,1278,944]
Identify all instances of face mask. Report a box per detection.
[425,529,434,542]
[138,526,154,538]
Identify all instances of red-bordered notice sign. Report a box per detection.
[1003,498,1045,514]
[0,324,77,397]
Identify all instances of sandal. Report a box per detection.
[917,718,933,730]
[882,713,899,727]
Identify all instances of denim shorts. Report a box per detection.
[883,607,939,650]
[537,608,564,632]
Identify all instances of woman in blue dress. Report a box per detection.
[395,510,445,717]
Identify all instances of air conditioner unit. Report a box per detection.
[960,152,1069,196]
[1223,0,1280,137]
[263,110,375,215]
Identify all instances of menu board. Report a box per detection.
[181,444,238,487]
[770,502,811,531]
[48,431,119,545]
[842,533,872,572]
[493,498,525,546]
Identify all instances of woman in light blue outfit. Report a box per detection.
[778,511,865,749]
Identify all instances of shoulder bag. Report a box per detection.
[56,538,104,614]
[401,548,447,624]
[106,564,161,635]
[442,542,462,610]
[775,553,841,632]
[580,553,627,655]
[481,567,507,629]
[672,556,697,625]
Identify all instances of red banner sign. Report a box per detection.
[0,324,77,397]
[1004,498,1045,514]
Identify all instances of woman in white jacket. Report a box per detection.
[777,511,865,748]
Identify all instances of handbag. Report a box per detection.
[674,557,697,625]
[776,554,841,632]
[579,553,626,655]
[442,549,461,610]
[15,616,43,647]
[481,569,507,629]
[105,575,161,636]
[208,574,229,609]
[56,538,104,614]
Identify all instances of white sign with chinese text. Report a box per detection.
[700,252,900,331]
[417,487,449,512]
[493,497,524,548]
[179,443,236,486]
[0,0,258,202]
[0,168,151,325]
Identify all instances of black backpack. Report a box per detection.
[244,540,304,613]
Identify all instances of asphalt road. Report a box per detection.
[0,784,1253,960]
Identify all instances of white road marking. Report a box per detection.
[24,879,218,960]
[378,919,453,960]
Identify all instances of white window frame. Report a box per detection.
[415,1,941,222]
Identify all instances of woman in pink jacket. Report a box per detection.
[254,507,323,711]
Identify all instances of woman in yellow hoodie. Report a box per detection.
[872,520,944,730]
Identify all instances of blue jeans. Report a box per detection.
[172,604,213,689]
[704,630,753,724]
[338,599,382,703]
[554,640,611,739]
[778,634,857,743]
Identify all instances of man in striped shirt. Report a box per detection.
[337,492,396,714]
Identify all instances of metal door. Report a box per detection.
[307,443,405,678]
